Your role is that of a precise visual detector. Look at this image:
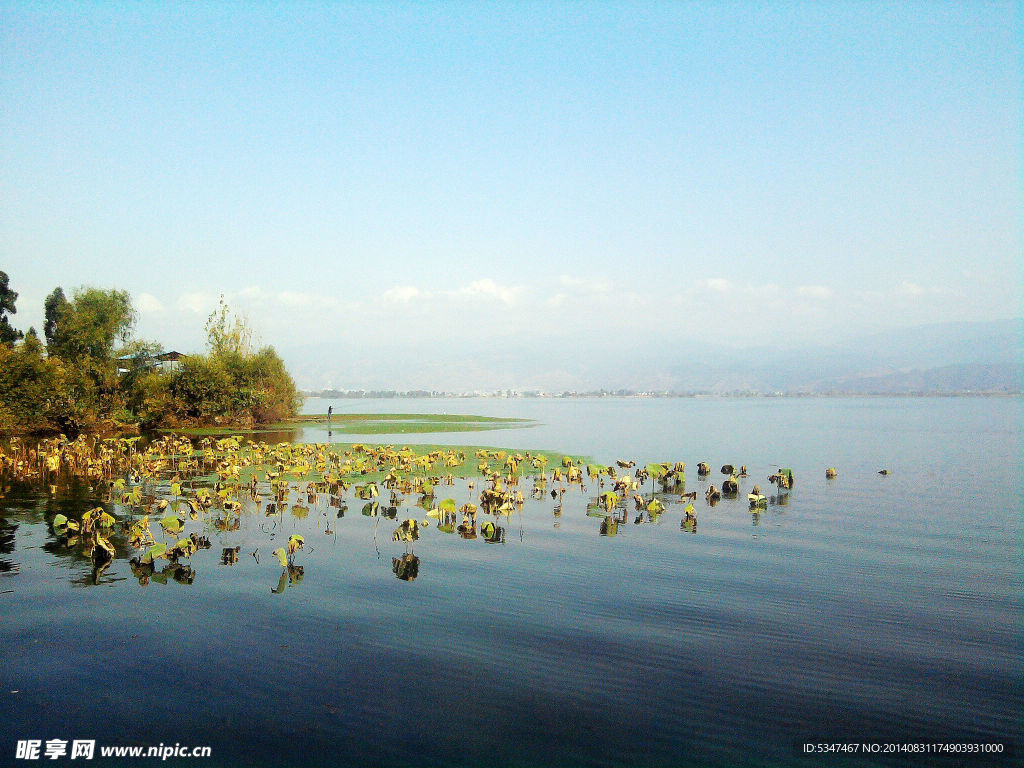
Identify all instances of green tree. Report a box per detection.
[167,346,299,425]
[48,287,136,363]
[0,271,23,346]
[0,332,50,427]
[115,338,166,423]
[43,287,136,422]
[226,345,301,423]
[0,331,92,434]
[43,287,69,349]
[166,300,299,426]
[123,368,173,430]
[169,355,233,419]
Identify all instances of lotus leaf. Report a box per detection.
[159,515,183,534]
[169,537,197,559]
[140,543,166,564]
[121,489,143,505]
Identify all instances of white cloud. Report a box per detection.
[547,293,568,307]
[897,281,926,297]
[381,285,423,303]
[276,290,314,307]
[450,279,521,305]
[870,282,950,300]
[796,285,834,299]
[135,292,165,313]
[176,292,219,314]
[376,279,523,307]
[557,275,613,294]
[541,275,621,311]
[705,278,733,293]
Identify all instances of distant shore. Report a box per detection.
[301,389,1022,399]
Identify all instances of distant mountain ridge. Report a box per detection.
[808,363,1020,394]
[281,318,1022,394]
[660,318,1021,394]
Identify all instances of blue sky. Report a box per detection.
[1,2,1020,387]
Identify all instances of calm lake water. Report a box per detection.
[2,396,1021,767]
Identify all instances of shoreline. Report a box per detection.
[301,390,1023,399]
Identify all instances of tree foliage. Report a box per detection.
[0,287,299,434]
[0,332,93,434]
[168,346,299,425]
[47,287,136,363]
[159,297,298,426]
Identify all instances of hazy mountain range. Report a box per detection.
[283,318,1022,395]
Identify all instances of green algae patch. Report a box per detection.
[164,413,534,437]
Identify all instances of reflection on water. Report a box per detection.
[221,545,240,565]
[599,514,620,536]
[270,564,305,593]
[0,517,17,575]
[129,559,195,587]
[392,552,419,581]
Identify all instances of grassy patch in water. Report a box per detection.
[317,413,530,424]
